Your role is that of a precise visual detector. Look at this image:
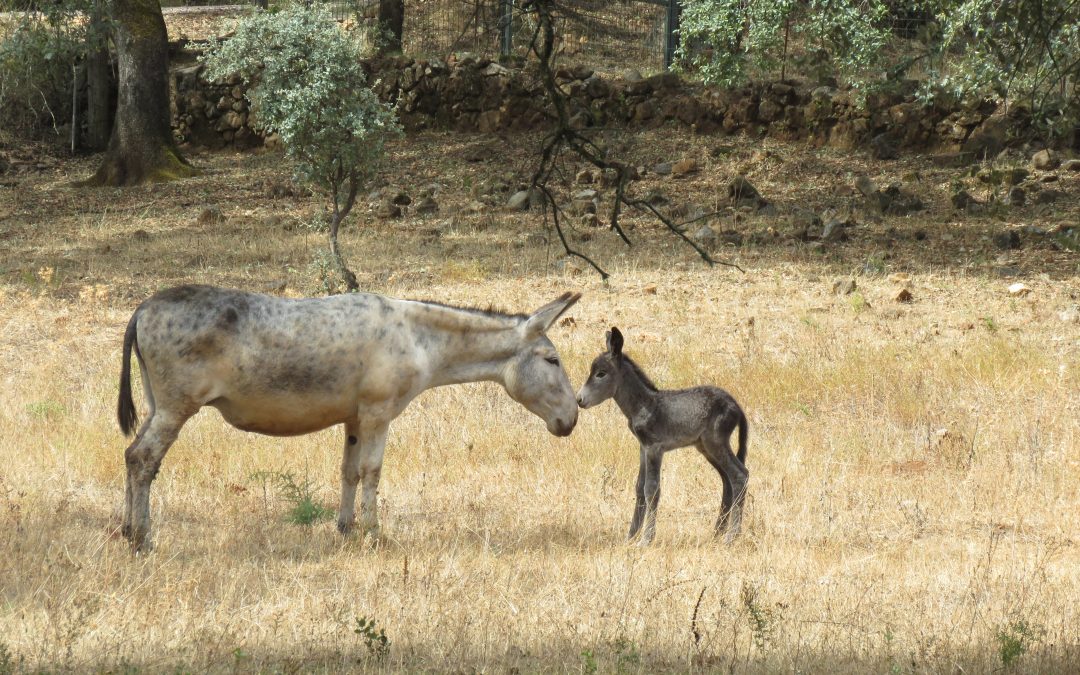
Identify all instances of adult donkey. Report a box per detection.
[576,327,748,545]
[117,285,581,551]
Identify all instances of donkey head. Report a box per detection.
[503,292,582,437]
[576,326,625,409]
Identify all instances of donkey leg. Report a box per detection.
[337,419,362,535]
[696,442,734,535]
[704,434,749,543]
[125,409,189,551]
[628,446,648,540]
[356,422,390,539]
[639,448,664,546]
[122,417,155,539]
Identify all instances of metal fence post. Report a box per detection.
[500,0,514,57]
[664,0,681,70]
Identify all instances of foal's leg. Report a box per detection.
[639,446,664,546]
[702,431,749,543]
[339,420,389,539]
[628,445,648,540]
[696,441,734,535]
[124,407,191,551]
[337,419,362,535]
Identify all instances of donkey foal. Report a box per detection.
[576,327,749,545]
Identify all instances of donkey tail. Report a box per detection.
[117,310,141,437]
[736,409,749,465]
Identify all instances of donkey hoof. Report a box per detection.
[336,519,354,536]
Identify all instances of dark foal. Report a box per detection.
[576,328,749,545]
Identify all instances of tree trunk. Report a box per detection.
[84,0,113,152]
[82,0,196,185]
[377,0,404,54]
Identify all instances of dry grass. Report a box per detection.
[1,128,1079,673]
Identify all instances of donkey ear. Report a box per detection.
[608,326,624,355]
[524,292,582,336]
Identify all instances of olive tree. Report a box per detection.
[202,4,401,291]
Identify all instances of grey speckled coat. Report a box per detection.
[117,284,581,551]
[576,327,748,545]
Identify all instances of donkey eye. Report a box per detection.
[545,356,560,365]
[595,371,607,379]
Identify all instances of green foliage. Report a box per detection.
[200,4,400,201]
[927,0,1080,137]
[681,0,1079,138]
[741,581,776,654]
[578,648,598,675]
[250,470,334,526]
[354,616,390,659]
[0,0,100,135]
[0,641,14,675]
[996,619,1040,668]
[679,0,891,86]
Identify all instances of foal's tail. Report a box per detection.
[117,310,141,437]
[736,409,748,465]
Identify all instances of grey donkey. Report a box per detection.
[576,327,749,545]
[117,285,581,551]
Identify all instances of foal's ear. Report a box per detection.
[607,326,624,355]
[524,292,582,336]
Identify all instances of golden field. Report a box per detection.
[1,129,1079,672]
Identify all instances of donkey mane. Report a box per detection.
[619,354,659,392]
[412,299,529,321]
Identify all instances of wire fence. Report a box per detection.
[327,0,676,74]
[164,0,941,80]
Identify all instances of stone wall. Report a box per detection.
[169,49,1030,158]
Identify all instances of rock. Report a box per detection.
[266,181,294,199]
[718,230,744,246]
[855,175,878,197]
[821,219,849,242]
[196,206,225,225]
[377,200,402,218]
[1059,305,1080,323]
[507,190,532,212]
[869,133,898,160]
[1038,173,1059,183]
[692,224,718,248]
[651,162,672,176]
[1004,167,1029,185]
[671,158,698,177]
[832,278,857,295]
[481,62,510,77]
[460,200,486,215]
[871,185,924,216]
[993,230,1022,250]
[414,196,439,214]
[579,212,600,228]
[1032,149,1060,170]
[390,190,411,206]
[623,69,644,82]
[728,176,766,209]
[894,288,913,303]
[1004,186,1026,207]
[644,190,669,207]
[951,190,976,210]
[575,168,596,184]
[1007,282,1030,297]
[584,77,610,99]
[790,207,821,234]
[132,229,151,241]
[571,189,598,215]
[1062,159,1080,172]
[1034,189,1062,204]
